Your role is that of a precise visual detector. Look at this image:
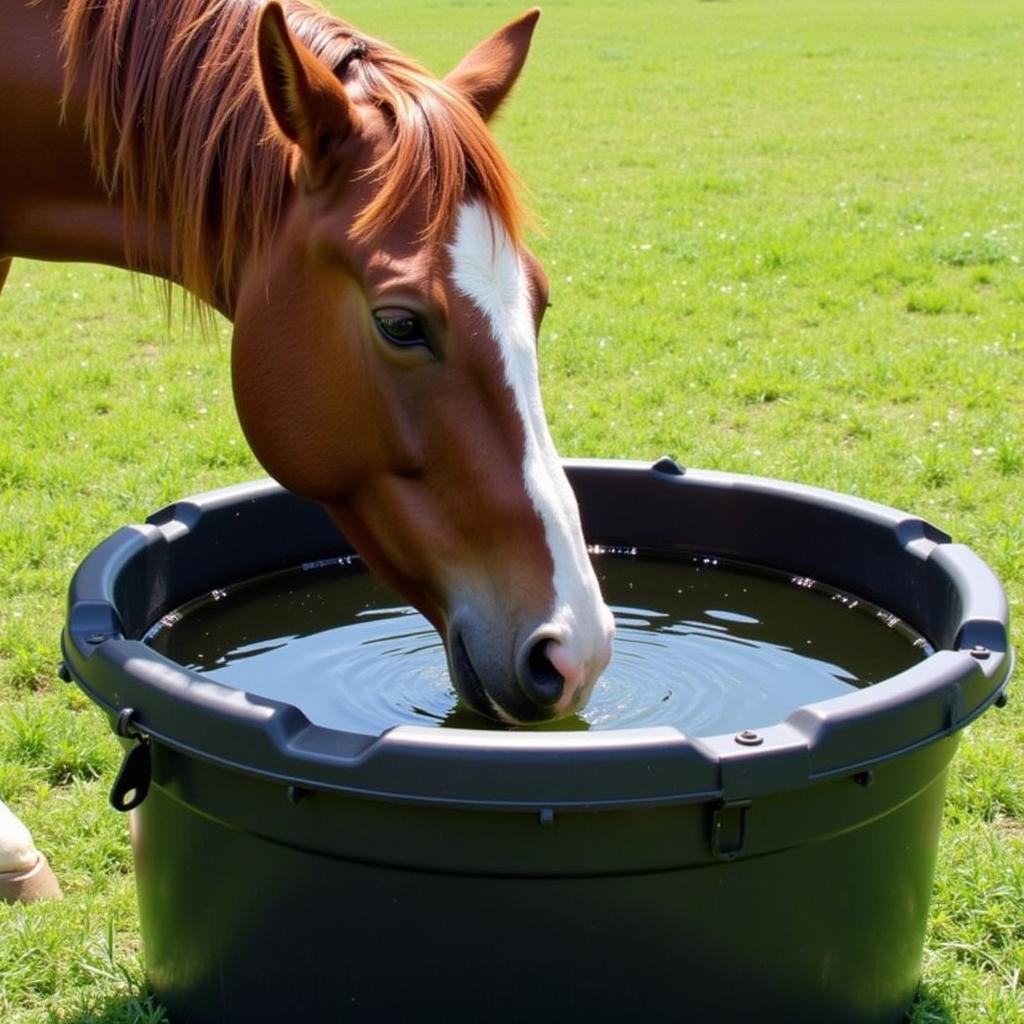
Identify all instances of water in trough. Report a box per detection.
[144,549,932,737]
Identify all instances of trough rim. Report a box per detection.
[61,459,1013,811]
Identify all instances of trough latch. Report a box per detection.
[109,709,152,813]
[709,799,752,860]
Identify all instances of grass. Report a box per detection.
[2,0,1022,1020]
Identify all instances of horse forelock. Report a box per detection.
[344,56,525,248]
[59,0,526,312]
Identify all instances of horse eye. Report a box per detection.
[373,309,429,349]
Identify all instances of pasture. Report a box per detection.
[1,0,1022,1020]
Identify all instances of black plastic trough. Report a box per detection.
[61,459,1013,1024]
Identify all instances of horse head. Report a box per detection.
[231,4,613,724]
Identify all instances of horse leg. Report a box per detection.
[0,800,64,902]
[0,259,61,901]
[0,799,39,874]
[0,798,62,902]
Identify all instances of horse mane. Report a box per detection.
[60,0,525,310]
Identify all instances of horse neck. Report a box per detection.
[0,4,138,275]
[0,0,284,320]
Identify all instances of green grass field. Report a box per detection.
[2,0,1022,1020]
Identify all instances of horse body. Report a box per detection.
[2,0,613,729]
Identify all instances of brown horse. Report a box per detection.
[0,0,614,725]
[1,0,617,897]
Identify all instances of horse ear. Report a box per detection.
[444,8,541,121]
[255,2,355,167]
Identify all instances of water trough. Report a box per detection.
[61,459,1013,1024]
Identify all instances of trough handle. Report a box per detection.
[109,709,152,812]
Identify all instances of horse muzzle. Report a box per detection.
[447,605,614,724]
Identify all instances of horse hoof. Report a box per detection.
[0,853,63,904]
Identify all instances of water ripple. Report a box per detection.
[146,552,931,738]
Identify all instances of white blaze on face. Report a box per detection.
[448,200,614,704]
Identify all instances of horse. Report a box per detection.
[0,0,615,900]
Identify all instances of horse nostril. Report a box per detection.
[520,638,566,707]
